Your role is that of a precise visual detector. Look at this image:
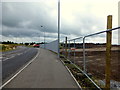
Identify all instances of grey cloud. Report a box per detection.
[0,3,2,29]
[2,2,58,35]
[2,25,44,37]
[2,1,106,43]
[60,11,105,37]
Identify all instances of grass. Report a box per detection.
[60,55,99,89]
[0,44,23,52]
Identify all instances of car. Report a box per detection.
[71,48,76,50]
[33,44,40,48]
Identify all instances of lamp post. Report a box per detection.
[41,26,45,49]
[58,0,60,58]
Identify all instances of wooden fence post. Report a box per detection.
[105,15,112,89]
[65,37,68,58]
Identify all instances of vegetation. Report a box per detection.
[60,55,98,89]
[0,44,17,52]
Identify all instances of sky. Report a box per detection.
[0,0,120,44]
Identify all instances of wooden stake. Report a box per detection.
[65,37,68,58]
[105,15,112,89]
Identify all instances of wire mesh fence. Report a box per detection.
[60,27,120,89]
[83,33,106,88]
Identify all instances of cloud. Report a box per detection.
[2,2,58,33]
[1,0,119,43]
[1,2,59,39]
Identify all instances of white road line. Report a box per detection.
[3,56,15,62]
[17,53,23,56]
[2,48,30,62]
[3,58,9,61]
[10,56,15,58]
[2,48,28,56]
[0,49,39,89]
[2,51,28,62]
[0,57,2,61]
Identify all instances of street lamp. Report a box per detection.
[41,26,45,49]
[58,0,60,58]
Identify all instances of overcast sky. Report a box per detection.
[1,0,120,44]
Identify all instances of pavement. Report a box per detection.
[4,48,79,88]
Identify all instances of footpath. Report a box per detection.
[4,48,79,88]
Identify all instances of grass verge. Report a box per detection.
[60,54,100,89]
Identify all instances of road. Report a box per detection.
[4,48,79,88]
[2,46,38,82]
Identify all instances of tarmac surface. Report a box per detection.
[4,48,79,88]
[2,46,38,82]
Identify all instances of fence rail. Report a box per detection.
[60,27,120,89]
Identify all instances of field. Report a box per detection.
[0,44,18,52]
[61,46,120,82]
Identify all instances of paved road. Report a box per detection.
[2,46,38,82]
[2,46,29,61]
[4,48,79,88]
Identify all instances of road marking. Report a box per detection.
[3,56,15,62]
[2,50,29,62]
[17,53,23,56]
[3,58,9,61]
[0,49,39,89]
[2,47,28,56]
[0,57,2,61]
[2,47,30,62]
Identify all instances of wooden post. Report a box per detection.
[105,15,112,89]
[65,37,68,58]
